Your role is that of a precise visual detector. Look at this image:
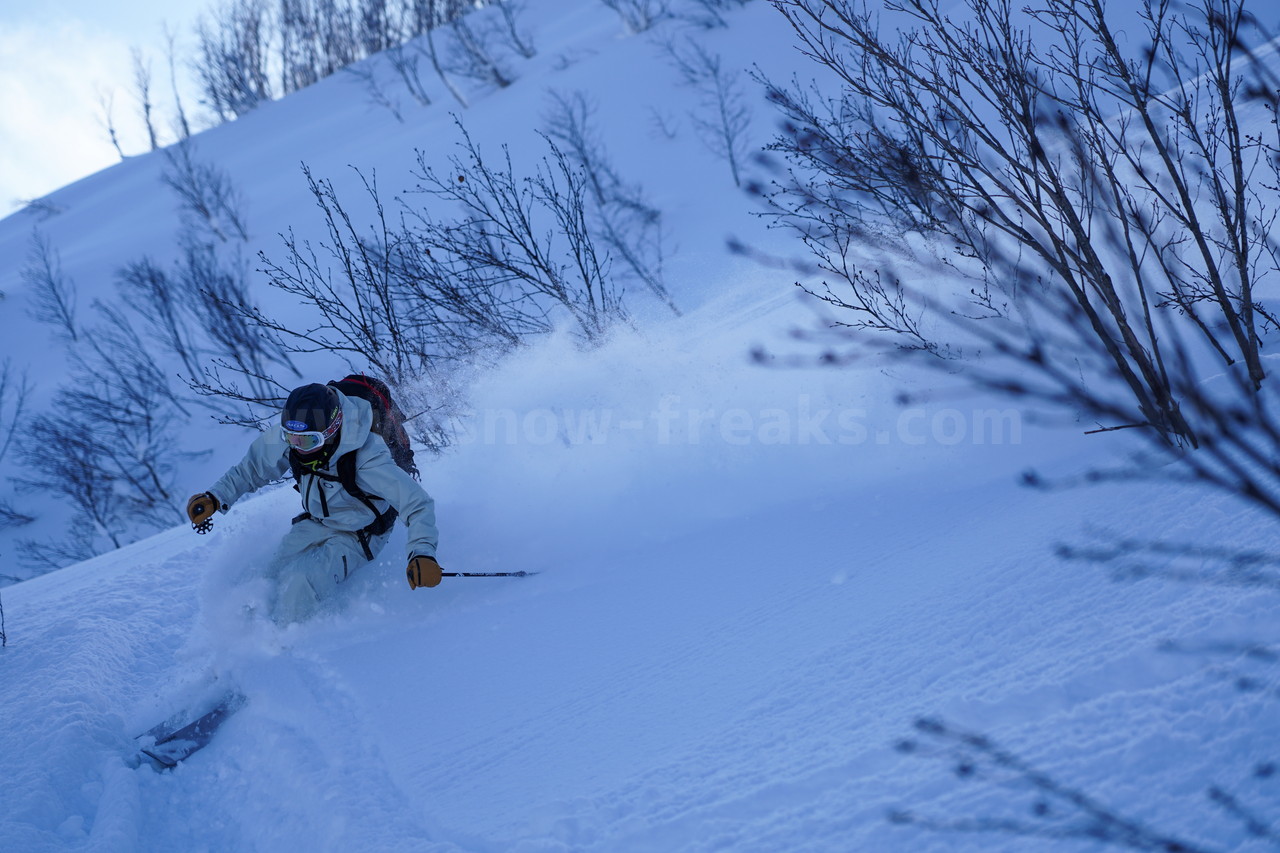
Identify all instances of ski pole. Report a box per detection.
[441,571,538,578]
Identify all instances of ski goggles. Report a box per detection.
[281,409,343,453]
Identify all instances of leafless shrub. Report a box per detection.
[405,121,630,344]
[0,358,34,535]
[599,0,671,33]
[16,307,192,569]
[544,90,675,312]
[421,15,470,107]
[762,6,1280,846]
[804,266,940,354]
[279,0,322,92]
[17,198,66,221]
[0,359,33,466]
[116,258,203,378]
[647,106,678,140]
[225,164,457,445]
[18,528,99,574]
[370,1,477,110]
[660,36,753,187]
[0,502,34,532]
[344,61,407,122]
[76,303,191,509]
[384,41,434,108]
[444,13,514,89]
[179,236,300,422]
[764,0,1280,450]
[233,120,635,445]
[254,165,433,383]
[492,0,536,58]
[675,0,753,28]
[161,141,249,242]
[186,0,510,123]
[22,230,78,342]
[357,0,395,55]
[94,88,127,160]
[132,47,160,151]
[391,209,555,361]
[109,223,295,428]
[164,24,193,140]
[195,0,273,120]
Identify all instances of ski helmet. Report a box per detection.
[281,383,343,454]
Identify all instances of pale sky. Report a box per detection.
[0,0,210,215]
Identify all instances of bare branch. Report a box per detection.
[22,230,78,342]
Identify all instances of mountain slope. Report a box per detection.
[1,1,1277,850]
[2,293,1277,851]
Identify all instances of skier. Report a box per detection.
[185,382,442,624]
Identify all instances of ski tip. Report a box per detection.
[139,748,179,772]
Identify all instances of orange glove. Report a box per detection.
[407,555,442,589]
[187,492,220,534]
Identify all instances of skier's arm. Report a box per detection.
[208,429,291,510]
[354,444,439,559]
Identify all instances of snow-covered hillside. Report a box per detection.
[1,1,1278,851]
[3,295,1278,851]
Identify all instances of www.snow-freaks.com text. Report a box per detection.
[453,396,1022,447]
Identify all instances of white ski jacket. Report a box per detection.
[209,389,438,560]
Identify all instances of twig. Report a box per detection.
[1084,422,1154,435]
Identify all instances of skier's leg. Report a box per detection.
[270,521,383,625]
[270,521,349,625]
[273,559,338,626]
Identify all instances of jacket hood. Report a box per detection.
[330,388,373,460]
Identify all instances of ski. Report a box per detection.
[136,691,246,770]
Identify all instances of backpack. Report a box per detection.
[288,374,419,554]
[327,374,419,480]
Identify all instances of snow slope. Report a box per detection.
[3,287,1278,851]
[1,1,1278,851]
